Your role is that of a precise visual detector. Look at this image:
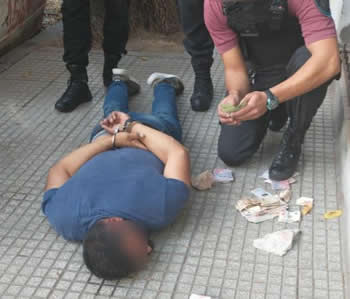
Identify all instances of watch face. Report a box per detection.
[265,90,279,111]
[267,97,279,110]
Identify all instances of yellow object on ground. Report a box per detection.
[324,210,343,219]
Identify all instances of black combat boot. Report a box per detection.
[103,53,122,88]
[268,123,304,181]
[190,57,214,111]
[55,65,92,113]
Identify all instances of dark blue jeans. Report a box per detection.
[90,81,182,142]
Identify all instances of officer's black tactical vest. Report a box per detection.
[223,0,305,67]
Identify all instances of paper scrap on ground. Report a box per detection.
[191,170,214,191]
[296,197,314,216]
[190,295,211,299]
[212,168,235,183]
[236,189,292,223]
[324,210,343,219]
[253,229,301,256]
[278,209,301,223]
[192,168,235,190]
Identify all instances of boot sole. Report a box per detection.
[55,95,92,113]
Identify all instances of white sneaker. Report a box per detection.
[147,73,184,95]
[111,68,140,96]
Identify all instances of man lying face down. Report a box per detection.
[42,70,191,280]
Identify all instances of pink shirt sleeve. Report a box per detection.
[289,0,337,45]
[204,0,337,55]
[204,0,239,55]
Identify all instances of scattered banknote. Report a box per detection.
[270,179,290,191]
[251,187,272,199]
[236,190,291,223]
[212,168,235,183]
[278,208,301,223]
[296,197,314,216]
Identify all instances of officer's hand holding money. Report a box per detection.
[230,91,268,121]
[218,90,242,126]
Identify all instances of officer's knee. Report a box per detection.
[218,145,251,167]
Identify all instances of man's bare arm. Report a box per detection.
[45,132,145,191]
[270,38,340,103]
[45,136,114,190]
[130,123,191,186]
[222,46,251,97]
[218,46,251,124]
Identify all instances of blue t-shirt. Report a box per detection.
[42,148,189,241]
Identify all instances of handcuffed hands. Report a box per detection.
[100,111,147,150]
[100,111,130,134]
[114,131,147,150]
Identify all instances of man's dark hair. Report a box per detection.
[83,220,138,280]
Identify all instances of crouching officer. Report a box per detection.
[204,0,340,180]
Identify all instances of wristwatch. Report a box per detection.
[264,89,280,111]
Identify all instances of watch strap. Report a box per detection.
[264,89,280,110]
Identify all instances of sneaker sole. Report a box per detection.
[112,68,140,87]
[147,73,180,86]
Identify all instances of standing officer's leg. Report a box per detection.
[177,0,215,111]
[269,46,335,180]
[55,0,92,113]
[103,0,130,88]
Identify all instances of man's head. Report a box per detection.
[83,218,153,280]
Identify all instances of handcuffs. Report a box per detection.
[112,119,139,149]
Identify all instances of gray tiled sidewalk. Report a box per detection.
[0,45,346,299]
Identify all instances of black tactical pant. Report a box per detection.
[176,0,214,60]
[218,46,334,166]
[62,0,130,67]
